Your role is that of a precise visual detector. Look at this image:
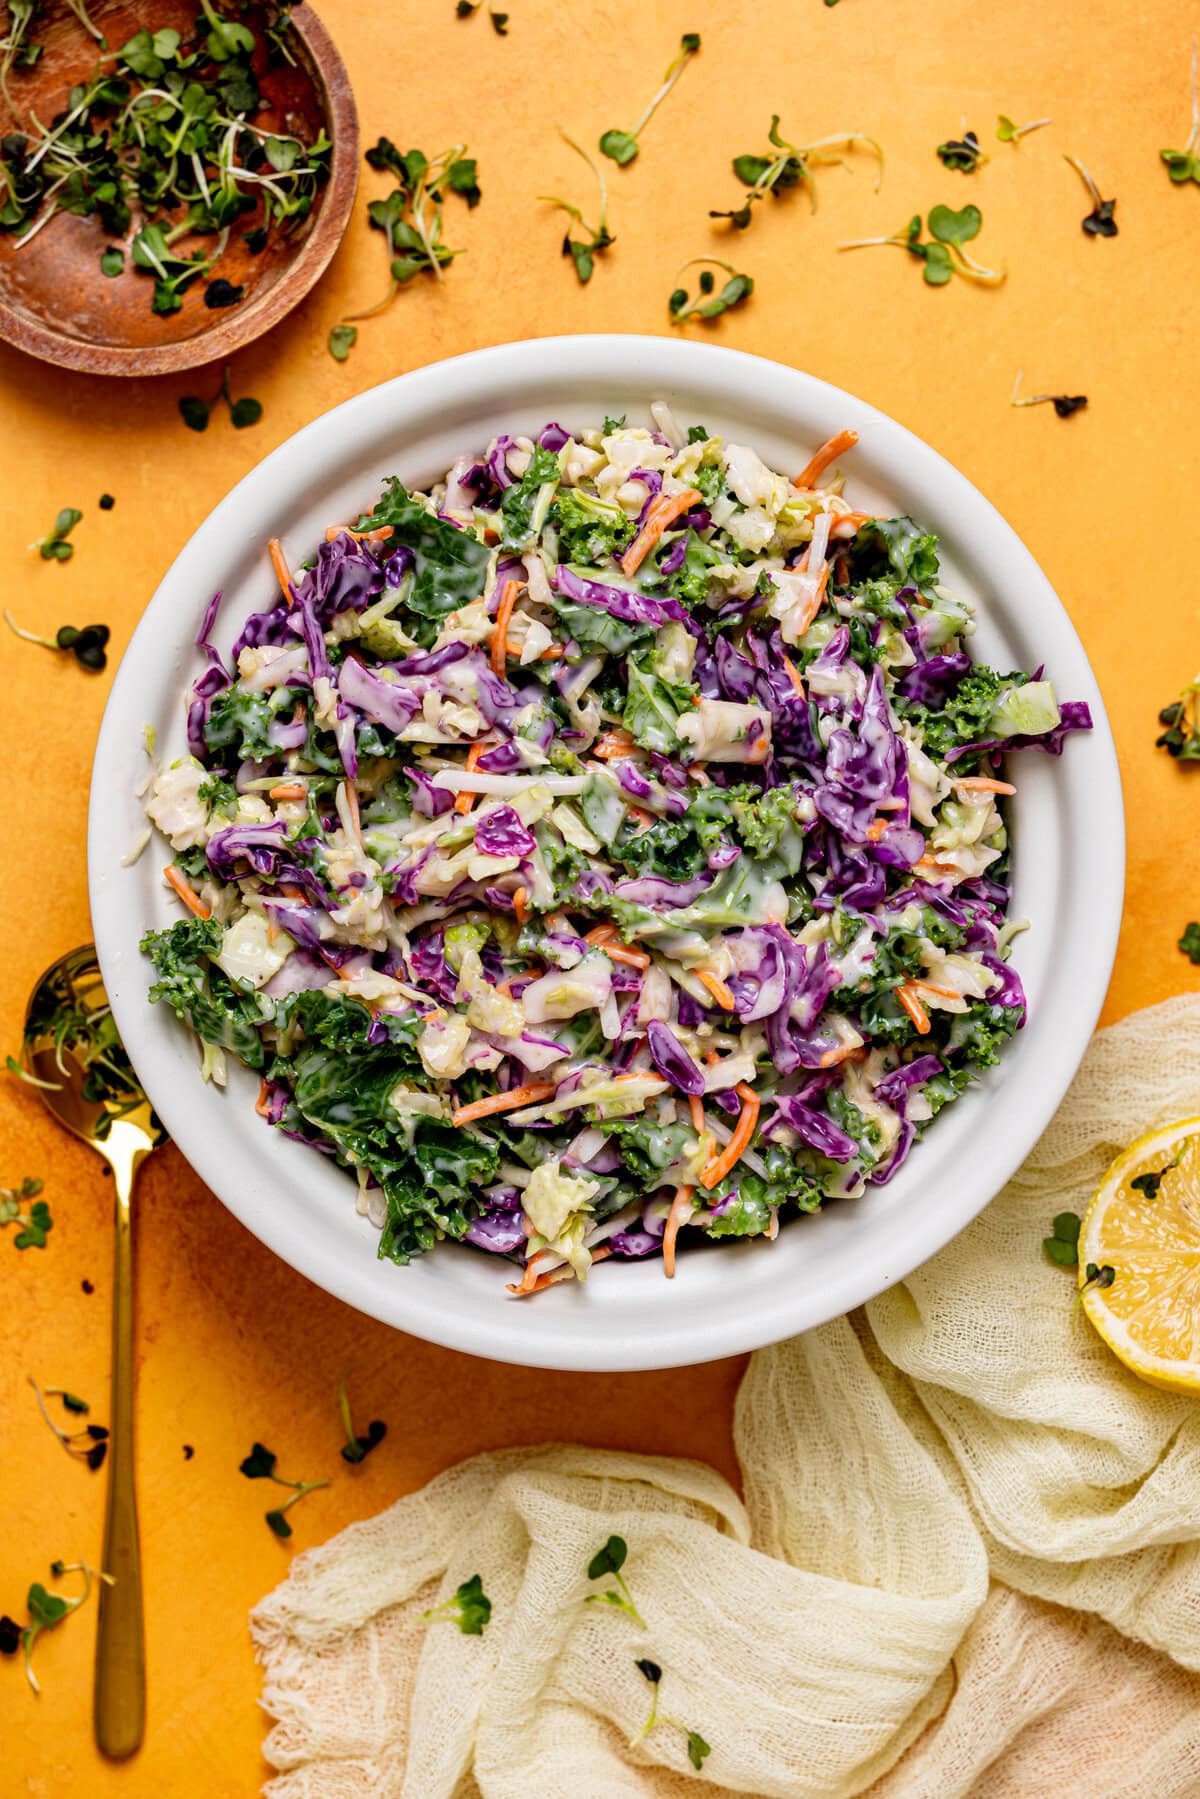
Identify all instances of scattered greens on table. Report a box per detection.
[599,33,700,167]
[586,1535,709,1767]
[28,1376,108,1469]
[327,138,480,355]
[540,130,614,285]
[1161,40,1200,184]
[0,1176,51,1249]
[422,1573,492,1634]
[0,1560,113,1693]
[1064,155,1118,236]
[337,1374,386,1464]
[4,611,110,669]
[139,408,1092,1293]
[0,2,327,315]
[668,259,753,322]
[996,114,1052,145]
[239,1441,329,1538]
[840,206,1005,287]
[179,365,262,431]
[936,129,987,174]
[711,117,882,230]
[1010,372,1087,419]
[455,0,509,33]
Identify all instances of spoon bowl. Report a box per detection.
[23,945,161,1760]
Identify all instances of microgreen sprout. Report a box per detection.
[28,1376,108,1469]
[1161,39,1200,184]
[996,113,1052,145]
[584,1534,646,1627]
[1064,154,1118,236]
[599,33,700,166]
[179,365,262,431]
[1,1559,113,1692]
[421,1573,492,1634]
[3,612,110,670]
[1077,1262,1116,1313]
[1011,370,1087,418]
[337,1374,386,1464]
[1179,923,1200,963]
[0,0,44,112]
[30,507,81,561]
[712,115,883,228]
[839,205,1005,286]
[668,258,753,322]
[6,973,145,1138]
[0,1177,51,1248]
[630,1656,711,1768]
[540,129,614,283]
[1130,1146,1185,1197]
[937,128,987,173]
[328,323,357,360]
[1156,677,1200,760]
[455,0,509,31]
[1042,1210,1081,1268]
[239,1441,330,1538]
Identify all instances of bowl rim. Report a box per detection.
[0,0,358,377]
[88,333,1125,1369]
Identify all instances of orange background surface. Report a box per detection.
[1,0,1195,1788]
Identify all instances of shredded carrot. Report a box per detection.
[700,1085,761,1191]
[324,524,392,544]
[279,883,308,900]
[608,944,651,970]
[490,577,521,676]
[865,817,889,842]
[662,1185,696,1279]
[512,885,529,927]
[539,643,565,659]
[255,1079,271,1117]
[791,560,831,639]
[268,782,308,802]
[342,780,363,848]
[454,740,486,815]
[827,510,872,537]
[688,1093,705,1134]
[687,766,710,787]
[508,1244,613,1298]
[953,777,1016,795]
[781,653,806,695]
[163,865,210,919]
[268,537,292,598]
[452,1082,557,1127]
[620,487,704,577]
[697,969,736,1012]
[912,980,959,1000]
[912,854,955,880]
[626,806,655,829]
[584,923,617,947]
[794,428,859,490]
[593,728,636,760]
[896,984,932,1035]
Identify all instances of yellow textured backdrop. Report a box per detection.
[0,0,1195,1787]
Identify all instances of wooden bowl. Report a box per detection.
[0,0,358,376]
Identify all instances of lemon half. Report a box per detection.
[1077,1117,1200,1392]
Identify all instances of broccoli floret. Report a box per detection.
[552,488,634,566]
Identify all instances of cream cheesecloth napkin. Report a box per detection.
[251,995,1200,1798]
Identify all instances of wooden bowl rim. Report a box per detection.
[0,1,359,378]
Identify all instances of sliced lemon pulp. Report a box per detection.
[1077,1116,1200,1392]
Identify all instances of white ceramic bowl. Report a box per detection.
[89,336,1124,1371]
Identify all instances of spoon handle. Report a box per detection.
[94,1143,146,1759]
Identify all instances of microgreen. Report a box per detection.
[337,1374,386,1464]
[540,129,614,283]
[179,365,262,431]
[204,277,244,308]
[1079,1262,1116,1304]
[328,323,357,361]
[239,1440,329,1537]
[840,206,1005,286]
[1131,1145,1184,1197]
[3,612,110,670]
[1064,155,1118,236]
[422,1573,492,1634]
[584,1534,646,1626]
[996,113,1052,145]
[599,33,700,167]
[937,129,986,173]
[1179,922,1200,963]
[630,1654,711,1769]
[28,1376,108,1469]
[455,0,509,31]
[712,115,883,228]
[668,258,753,322]
[30,507,81,561]
[99,246,123,277]
[334,137,478,346]
[1161,40,1200,184]
[5,1560,113,1692]
[1042,1210,1080,1268]
[1156,678,1200,760]
[1010,371,1087,418]
[6,978,145,1136]
[0,1176,51,1249]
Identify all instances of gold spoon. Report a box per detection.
[22,946,163,1760]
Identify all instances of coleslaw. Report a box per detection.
[140,408,1092,1294]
